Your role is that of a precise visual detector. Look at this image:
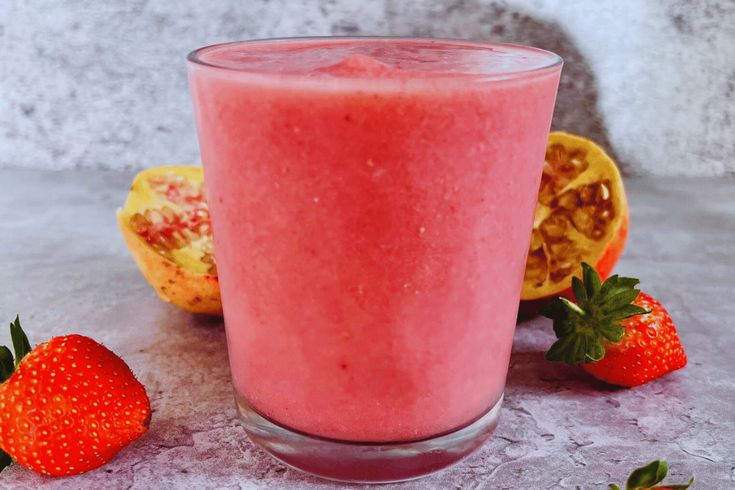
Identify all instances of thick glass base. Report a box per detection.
[235,393,503,483]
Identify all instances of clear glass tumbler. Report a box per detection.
[187,37,561,483]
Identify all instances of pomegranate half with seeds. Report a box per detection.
[117,166,222,314]
[521,132,629,301]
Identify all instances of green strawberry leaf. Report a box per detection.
[0,449,11,473]
[0,347,14,384]
[599,274,639,298]
[0,315,32,475]
[571,276,588,305]
[609,304,649,321]
[658,478,694,490]
[542,262,647,365]
[596,322,626,343]
[546,336,578,362]
[626,460,668,489]
[610,460,694,490]
[586,336,606,362]
[582,262,601,299]
[600,289,642,313]
[9,316,31,367]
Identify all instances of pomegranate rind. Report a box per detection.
[520,132,628,301]
[117,166,222,315]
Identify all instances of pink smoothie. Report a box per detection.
[188,39,561,442]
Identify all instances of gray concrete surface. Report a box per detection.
[0,168,732,488]
[2,0,735,176]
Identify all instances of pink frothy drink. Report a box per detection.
[188,38,561,482]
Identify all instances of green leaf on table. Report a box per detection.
[608,459,694,490]
[626,460,668,489]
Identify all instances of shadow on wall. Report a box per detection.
[354,0,619,164]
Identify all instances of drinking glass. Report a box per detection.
[187,37,561,483]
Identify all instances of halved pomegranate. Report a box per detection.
[521,132,628,301]
[117,166,222,314]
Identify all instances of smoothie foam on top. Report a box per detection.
[193,38,561,81]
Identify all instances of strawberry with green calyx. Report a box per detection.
[543,263,687,387]
[0,316,151,476]
[609,459,693,489]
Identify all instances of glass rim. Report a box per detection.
[186,36,563,82]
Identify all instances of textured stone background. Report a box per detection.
[1,0,734,175]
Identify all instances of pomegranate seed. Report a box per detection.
[131,174,216,267]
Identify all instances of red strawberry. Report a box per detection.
[0,316,151,476]
[609,459,693,489]
[543,263,687,387]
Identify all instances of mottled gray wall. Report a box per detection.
[1,0,734,176]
